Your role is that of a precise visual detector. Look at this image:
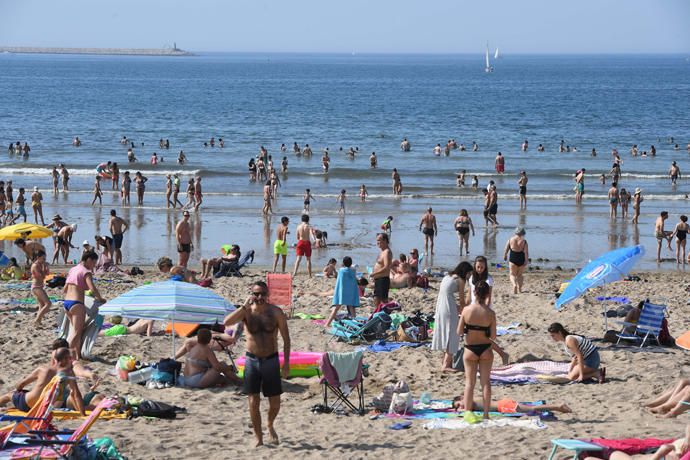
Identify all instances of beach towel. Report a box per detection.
[3,407,129,421]
[293,313,325,320]
[586,438,675,458]
[366,340,426,353]
[422,417,546,430]
[332,267,360,307]
[327,350,362,383]
[490,361,570,385]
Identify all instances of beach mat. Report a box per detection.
[3,408,128,421]
[490,361,570,385]
[385,400,526,420]
[165,322,200,337]
[422,417,547,430]
[676,330,690,351]
[366,340,426,353]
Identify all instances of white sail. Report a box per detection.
[494,48,499,59]
[485,43,493,72]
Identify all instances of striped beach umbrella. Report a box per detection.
[99,280,236,355]
[100,280,236,323]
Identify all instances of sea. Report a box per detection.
[0,52,688,271]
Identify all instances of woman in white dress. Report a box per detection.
[431,262,473,372]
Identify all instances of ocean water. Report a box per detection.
[0,53,688,270]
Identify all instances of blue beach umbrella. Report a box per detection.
[100,280,236,355]
[555,245,645,313]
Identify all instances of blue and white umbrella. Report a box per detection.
[556,245,645,314]
[100,280,236,355]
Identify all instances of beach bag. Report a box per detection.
[387,380,413,415]
[415,275,429,289]
[129,266,144,276]
[46,275,66,288]
[152,358,181,384]
[197,278,212,288]
[132,400,180,419]
[659,318,674,346]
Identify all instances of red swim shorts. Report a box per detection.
[296,240,312,257]
[496,164,505,173]
[496,399,518,414]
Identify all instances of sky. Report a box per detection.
[1,0,689,54]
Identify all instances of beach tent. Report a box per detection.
[555,245,645,313]
[99,280,236,355]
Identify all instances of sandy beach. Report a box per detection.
[1,265,687,459]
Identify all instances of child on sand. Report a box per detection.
[325,256,359,327]
[323,258,337,278]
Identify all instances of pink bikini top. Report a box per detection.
[66,263,91,290]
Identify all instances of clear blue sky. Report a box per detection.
[1,0,689,53]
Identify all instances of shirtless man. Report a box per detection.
[109,209,129,265]
[292,214,313,277]
[224,281,290,447]
[55,224,76,264]
[518,171,528,209]
[370,152,377,168]
[272,216,290,273]
[302,189,315,214]
[400,138,411,151]
[372,233,393,306]
[176,211,193,267]
[487,184,499,227]
[322,151,330,173]
[419,207,438,255]
[669,161,681,185]
[495,152,505,175]
[655,211,673,263]
[608,182,619,219]
[14,238,46,266]
[0,348,85,416]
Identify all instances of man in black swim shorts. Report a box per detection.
[371,233,393,306]
[419,207,438,255]
[109,209,129,265]
[175,211,193,267]
[224,281,290,447]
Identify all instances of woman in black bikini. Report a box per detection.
[503,227,529,294]
[453,209,475,256]
[458,280,496,420]
[671,215,689,265]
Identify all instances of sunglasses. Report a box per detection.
[252,291,268,297]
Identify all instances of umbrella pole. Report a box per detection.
[172,317,176,359]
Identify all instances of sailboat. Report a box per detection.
[494,48,499,59]
[484,43,493,73]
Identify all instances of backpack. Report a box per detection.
[658,318,674,346]
[132,400,183,419]
[153,359,181,384]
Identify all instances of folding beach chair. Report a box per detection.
[320,351,365,415]
[6,398,117,459]
[266,273,293,318]
[0,376,61,447]
[616,301,667,347]
[329,311,392,343]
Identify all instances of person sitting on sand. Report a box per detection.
[174,328,239,388]
[322,258,337,278]
[452,396,572,414]
[390,253,414,288]
[408,248,420,274]
[585,425,689,460]
[645,378,690,418]
[157,256,198,283]
[200,245,239,279]
[548,322,605,383]
[0,347,85,415]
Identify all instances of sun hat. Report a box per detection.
[634,187,642,194]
